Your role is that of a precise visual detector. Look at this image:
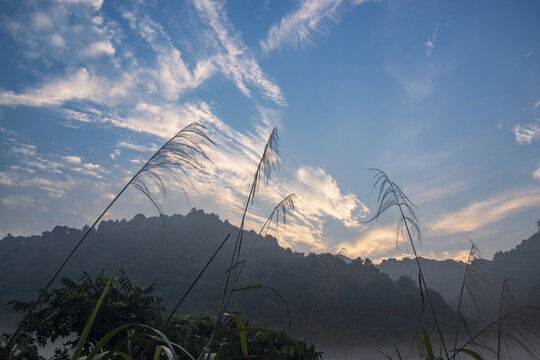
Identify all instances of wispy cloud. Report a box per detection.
[424,24,439,56]
[533,97,540,110]
[1,195,35,206]
[513,119,540,144]
[261,0,373,54]
[429,188,540,235]
[194,0,286,105]
[117,141,158,153]
[0,68,110,107]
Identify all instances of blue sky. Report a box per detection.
[0,0,539,262]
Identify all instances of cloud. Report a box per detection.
[533,166,540,181]
[0,68,107,107]
[513,120,540,144]
[57,0,103,11]
[1,195,35,206]
[10,143,37,157]
[424,24,438,56]
[533,97,540,110]
[388,67,433,100]
[261,0,373,54]
[375,249,472,264]
[429,188,540,235]
[153,48,215,101]
[117,141,158,153]
[337,225,398,260]
[80,40,115,58]
[292,166,368,228]
[193,0,286,105]
[62,155,82,165]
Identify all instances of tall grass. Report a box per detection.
[365,169,450,359]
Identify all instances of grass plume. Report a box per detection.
[364,168,449,359]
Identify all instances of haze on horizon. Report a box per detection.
[0,0,539,263]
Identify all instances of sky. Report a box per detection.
[0,0,539,263]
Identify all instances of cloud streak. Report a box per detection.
[194,0,286,105]
[429,188,540,235]
[261,0,373,54]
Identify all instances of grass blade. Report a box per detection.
[72,269,116,360]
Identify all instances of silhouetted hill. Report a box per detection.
[377,229,540,318]
[0,209,455,343]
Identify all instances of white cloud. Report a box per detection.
[62,155,82,165]
[81,40,115,58]
[293,166,368,228]
[261,0,373,54]
[49,34,66,47]
[533,166,540,181]
[375,249,471,264]
[337,225,397,260]
[194,0,286,105]
[117,141,158,153]
[57,0,103,11]
[1,195,35,206]
[153,48,215,100]
[533,97,540,110]
[424,24,439,56]
[429,188,540,235]
[513,120,540,144]
[32,12,53,30]
[10,143,37,157]
[83,163,100,170]
[0,68,107,107]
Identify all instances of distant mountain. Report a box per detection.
[377,229,540,318]
[377,257,466,305]
[0,209,455,343]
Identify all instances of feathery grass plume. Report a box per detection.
[453,237,486,351]
[1,122,213,357]
[220,194,296,317]
[491,277,540,359]
[449,277,540,360]
[364,169,450,360]
[204,128,281,356]
[231,194,296,283]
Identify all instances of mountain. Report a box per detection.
[0,209,455,344]
[377,229,540,318]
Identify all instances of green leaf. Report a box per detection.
[450,348,485,360]
[421,323,435,360]
[86,323,135,360]
[232,284,262,292]
[154,345,163,360]
[230,315,248,356]
[72,269,116,360]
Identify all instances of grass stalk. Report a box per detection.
[365,169,449,359]
[204,128,280,356]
